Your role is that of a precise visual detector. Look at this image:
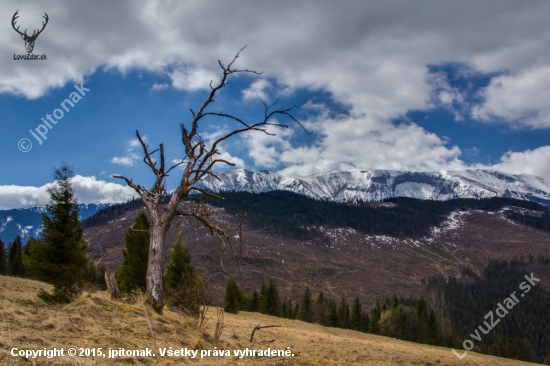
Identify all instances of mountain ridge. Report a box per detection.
[198,168,550,206]
[0,203,109,244]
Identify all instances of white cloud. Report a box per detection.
[472,67,550,129]
[2,1,550,180]
[129,135,148,148]
[111,152,139,166]
[170,67,218,92]
[151,83,169,91]
[478,146,550,182]
[245,115,464,177]
[242,79,271,102]
[0,175,135,210]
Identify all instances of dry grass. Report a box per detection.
[0,276,538,365]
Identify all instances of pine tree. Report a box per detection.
[116,211,150,293]
[260,280,280,316]
[299,284,313,322]
[0,238,7,275]
[224,279,241,314]
[325,298,338,327]
[360,310,370,333]
[337,293,350,328]
[23,163,92,302]
[165,234,205,315]
[248,290,260,312]
[285,297,294,319]
[350,296,362,330]
[369,300,382,334]
[391,295,398,309]
[398,307,409,340]
[314,291,327,324]
[8,236,25,277]
[427,309,439,345]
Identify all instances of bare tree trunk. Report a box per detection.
[146,223,169,313]
[104,268,121,300]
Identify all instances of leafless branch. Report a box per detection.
[249,322,281,342]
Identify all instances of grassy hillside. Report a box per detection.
[0,276,540,365]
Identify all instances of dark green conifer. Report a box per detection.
[0,239,7,275]
[360,310,370,332]
[24,163,92,302]
[350,296,362,330]
[8,236,25,277]
[260,279,280,316]
[325,298,338,327]
[248,290,260,312]
[337,293,350,328]
[116,211,150,293]
[299,284,313,322]
[165,234,205,315]
[224,279,242,314]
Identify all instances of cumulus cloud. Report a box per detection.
[245,115,464,177]
[0,175,135,210]
[111,137,149,166]
[170,67,218,92]
[242,79,272,102]
[479,146,550,182]
[2,1,550,180]
[111,152,140,166]
[472,67,550,129]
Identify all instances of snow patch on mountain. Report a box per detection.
[198,169,550,207]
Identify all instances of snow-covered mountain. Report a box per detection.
[0,203,109,245]
[197,169,550,207]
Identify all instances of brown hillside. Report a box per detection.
[0,276,540,366]
[83,205,550,307]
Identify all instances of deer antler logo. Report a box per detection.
[12,10,49,54]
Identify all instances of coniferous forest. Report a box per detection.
[225,257,550,363]
[195,191,548,240]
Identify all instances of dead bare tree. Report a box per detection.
[114,47,308,313]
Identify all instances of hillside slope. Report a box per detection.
[0,276,539,365]
[84,197,550,307]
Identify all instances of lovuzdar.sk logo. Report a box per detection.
[12,10,48,60]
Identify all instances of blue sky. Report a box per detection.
[1,1,550,209]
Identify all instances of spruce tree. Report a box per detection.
[224,279,239,313]
[248,290,260,312]
[337,293,350,328]
[285,297,294,319]
[165,234,205,315]
[8,236,25,277]
[299,284,313,322]
[350,296,362,330]
[360,310,370,333]
[325,298,338,327]
[369,300,382,334]
[24,163,92,302]
[165,234,194,289]
[116,211,150,293]
[260,280,280,316]
[314,291,327,324]
[0,238,7,275]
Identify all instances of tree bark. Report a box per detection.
[146,222,169,313]
[104,268,121,300]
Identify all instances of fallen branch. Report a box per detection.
[249,322,281,342]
